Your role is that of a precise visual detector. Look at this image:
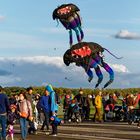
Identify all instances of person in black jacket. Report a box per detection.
[0,86,9,140]
[74,88,85,120]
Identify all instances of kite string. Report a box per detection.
[104,48,123,59]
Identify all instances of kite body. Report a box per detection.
[53,3,84,47]
[63,42,115,88]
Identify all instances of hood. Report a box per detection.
[45,84,54,93]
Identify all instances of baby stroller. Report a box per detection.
[67,100,81,123]
[128,109,140,125]
[113,105,127,121]
[104,104,115,121]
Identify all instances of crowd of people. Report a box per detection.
[0,85,62,140]
[0,85,140,140]
[63,88,140,125]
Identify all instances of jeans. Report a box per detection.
[0,115,7,140]
[20,118,28,140]
[41,111,50,130]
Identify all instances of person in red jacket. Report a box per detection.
[134,93,140,109]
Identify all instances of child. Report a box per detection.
[28,117,38,135]
[50,116,64,136]
[6,104,17,140]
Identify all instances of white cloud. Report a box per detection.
[1,56,63,68]
[111,64,129,73]
[0,15,5,21]
[114,30,140,40]
[0,56,129,73]
[0,55,132,88]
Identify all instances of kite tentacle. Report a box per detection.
[86,58,99,83]
[74,12,82,26]
[102,62,114,88]
[86,68,93,82]
[73,27,81,42]
[78,25,84,41]
[67,17,82,44]
[73,12,84,41]
[69,30,73,47]
[94,66,103,88]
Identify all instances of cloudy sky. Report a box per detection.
[0,0,140,89]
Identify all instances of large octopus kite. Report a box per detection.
[53,3,84,47]
[63,42,122,89]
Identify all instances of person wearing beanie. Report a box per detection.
[45,84,58,116]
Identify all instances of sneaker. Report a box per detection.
[68,119,71,122]
[51,134,57,136]
[45,132,49,135]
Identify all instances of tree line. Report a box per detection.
[3,86,140,97]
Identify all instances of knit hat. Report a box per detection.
[50,116,55,121]
[45,84,54,93]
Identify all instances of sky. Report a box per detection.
[0,0,140,88]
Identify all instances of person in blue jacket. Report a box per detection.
[40,88,51,131]
[0,86,9,140]
[45,84,58,116]
[50,116,63,136]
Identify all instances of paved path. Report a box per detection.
[4,122,140,140]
